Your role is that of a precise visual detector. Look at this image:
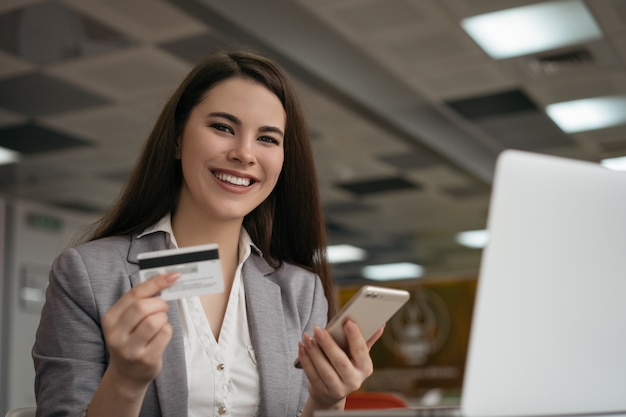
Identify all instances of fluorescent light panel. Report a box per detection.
[456,229,489,249]
[362,262,423,281]
[601,156,626,172]
[461,0,602,59]
[0,146,20,166]
[546,96,626,133]
[326,244,367,264]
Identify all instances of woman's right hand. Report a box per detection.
[101,272,181,392]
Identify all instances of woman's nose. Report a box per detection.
[228,137,255,165]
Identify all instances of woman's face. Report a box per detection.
[177,76,286,223]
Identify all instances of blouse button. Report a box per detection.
[218,405,227,414]
[217,363,225,371]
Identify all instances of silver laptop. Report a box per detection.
[317,150,626,417]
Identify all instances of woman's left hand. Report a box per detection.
[297,320,385,409]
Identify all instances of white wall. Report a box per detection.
[1,198,95,413]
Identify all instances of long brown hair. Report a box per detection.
[84,50,335,316]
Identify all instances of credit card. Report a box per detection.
[137,243,224,300]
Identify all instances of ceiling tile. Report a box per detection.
[27,142,143,177]
[63,0,207,43]
[438,0,533,17]
[0,123,92,154]
[45,46,191,101]
[378,151,439,170]
[0,0,42,14]
[598,139,626,155]
[0,50,33,78]
[331,0,426,35]
[326,221,364,245]
[159,30,242,64]
[406,165,475,189]
[41,104,152,146]
[525,69,624,105]
[0,107,26,127]
[441,184,490,199]
[417,62,517,100]
[325,201,375,215]
[573,123,626,143]
[0,1,134,66]
[0,72,109,116]
[474,111,575,151]
[586,0,626,33]
[387,32,478,66]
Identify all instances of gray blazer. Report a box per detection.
[33,231,328,417]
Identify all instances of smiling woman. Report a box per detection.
[32,50,384,417]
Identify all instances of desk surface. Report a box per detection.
[315,406,460,417]
[314,409,626,417]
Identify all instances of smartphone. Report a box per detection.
[294,285,410,368]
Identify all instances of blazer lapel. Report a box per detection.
[128,233,188,417]
[243,255,293,417]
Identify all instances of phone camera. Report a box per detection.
[365,292,381,299]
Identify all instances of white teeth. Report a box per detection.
[213,172,251,186]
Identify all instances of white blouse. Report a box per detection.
[138,216,260,416]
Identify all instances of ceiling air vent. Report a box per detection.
[526,48,594,76]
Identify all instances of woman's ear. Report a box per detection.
[175,137,182,159]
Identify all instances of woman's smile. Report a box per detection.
[211,169,256,188]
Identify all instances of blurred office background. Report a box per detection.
[2,0,626,412]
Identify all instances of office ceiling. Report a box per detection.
[1,0,625,283]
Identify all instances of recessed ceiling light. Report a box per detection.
[546,96,626,133]
[456,229,489,249]
[461,0,602,60]
[601,156,626,172]
[326,244,367,264]
[0,146,20,166]
[361,262,424,281]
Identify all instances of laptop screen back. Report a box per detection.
[462,150,626,417]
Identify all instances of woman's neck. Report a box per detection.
[171,209,243,283]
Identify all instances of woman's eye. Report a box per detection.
[211,123,232,133]
[258,136,280,145]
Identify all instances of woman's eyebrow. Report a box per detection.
[208,112,241,125]
[259,126,284,137]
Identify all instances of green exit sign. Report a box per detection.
[26,212,64,232]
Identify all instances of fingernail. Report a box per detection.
[165,272,181,282]
[304,334,315,348]
[313,326,325,340]
[344,320,357,332]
